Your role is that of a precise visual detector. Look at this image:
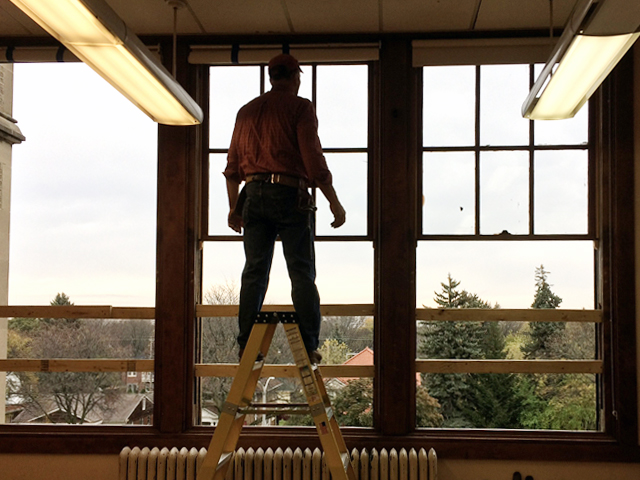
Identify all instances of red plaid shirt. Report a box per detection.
[224,85,333,187]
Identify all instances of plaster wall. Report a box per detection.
[0,454,639,480]
[0,63,14,425]
[635,38,640,449]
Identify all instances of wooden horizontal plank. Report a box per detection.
[0,305,112,319]
[416,308,602,323]
[0,305,155,320]
[195,304,375,318]
[0,359,154,373]
[4,358,599,375]
[416,359,603,374]
[110,307,155,319]
[194,363,375,378]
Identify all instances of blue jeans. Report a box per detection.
[237,181,321,353]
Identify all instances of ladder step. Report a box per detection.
[238,403,311,415]
[217,452,234,472]
[325,406,334,420]
[341,453,351,470]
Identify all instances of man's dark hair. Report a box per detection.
[269,65,295,81]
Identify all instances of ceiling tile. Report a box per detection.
[0,0,585,38]
[382,0,479,32]
[0,0,49,36]
[285,0,379,34]
[188,0,291,35]
[475,0,577,31]
[107,0,200,35]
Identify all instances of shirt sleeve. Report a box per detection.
[223,113,243,183]
[296,101,333,187]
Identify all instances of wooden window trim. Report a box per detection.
[1,37,638,463]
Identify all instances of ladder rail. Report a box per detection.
[198,313,355,480]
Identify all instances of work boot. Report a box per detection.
[308,350,322,364]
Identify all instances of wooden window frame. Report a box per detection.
[1,37,638,463]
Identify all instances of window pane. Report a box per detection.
[10,63,157,306]
[8,317,155,425]
[480,151,529,235]
[203,242,373,305]
[416,241,594,309]
[316,243,373,304]
[423,66,475,147]
[316,65,368,148]
[202,242,244,300]
[316,153,367,236]
[298,65,313,101]
[210,66,261,149]
[423,152,475,235]
[534,109,588,146]
[416,373,597,430]
[534,150,588,234]
[533,63,589,146]
[264,65,313,101]
[209,154,241,237]
[480,65,530,147]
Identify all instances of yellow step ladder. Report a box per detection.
[197,311,356,480]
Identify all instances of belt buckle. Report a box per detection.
[270,174,280,184]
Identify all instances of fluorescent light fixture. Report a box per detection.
[522,0,640,120]
[9,0,203,125]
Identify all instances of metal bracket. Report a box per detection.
[254,311,299,324]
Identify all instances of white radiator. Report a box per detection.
[119,446,437,480]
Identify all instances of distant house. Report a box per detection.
[124,370,154,394]
[5,403,24,424]
[335,347,374,386]
[201,407,218,426]
[327,347,420,391]
[10,393,153,425]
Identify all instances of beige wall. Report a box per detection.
[0,455,118,480]
[0,454,639,480]
[635,40,640,448]
[0,63,14,425]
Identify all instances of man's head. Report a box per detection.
[268,54,302,92]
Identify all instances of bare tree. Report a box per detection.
[200,281,294,418]
[14,319,126,424]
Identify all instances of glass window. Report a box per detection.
[423,66,475,147]
[201,63,372,427]
[480,151,529,235]
[422,152,475,235]
[7,62,157,425]
[480,65,530,147]
[419,64,595,431]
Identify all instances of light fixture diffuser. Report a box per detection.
[9,0,203,125]
[522,0,640,120]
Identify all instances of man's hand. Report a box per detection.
[228,210,243,233]
[317,183,346,229]
[330,201,346,228]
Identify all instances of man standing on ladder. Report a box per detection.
[224,53,346,364]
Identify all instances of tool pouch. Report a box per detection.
[233,186,247,216]
[297,188,317,213]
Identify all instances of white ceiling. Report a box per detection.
[0,0,578,38]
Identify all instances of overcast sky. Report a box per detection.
[10,62,157,307]
[9,62,593,310]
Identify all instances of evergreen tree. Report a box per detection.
[43,292,80,329]
[522,265,564,359]
[420,274,523,427]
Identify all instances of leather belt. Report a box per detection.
[245,173,307,189]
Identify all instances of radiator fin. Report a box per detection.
[120,446,437,480]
